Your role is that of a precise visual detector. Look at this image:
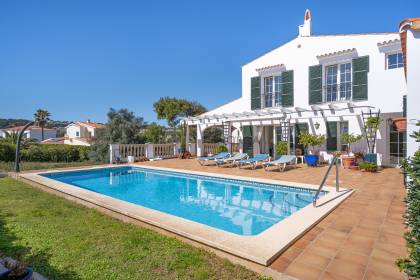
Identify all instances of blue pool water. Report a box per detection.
[42,167,325,235]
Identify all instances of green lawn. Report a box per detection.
[0,161,102,173]
[0,178,265,280]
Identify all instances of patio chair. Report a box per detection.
[197,152,230,166]
[237,154,269,169]
[215,153,248,167]
[264,155,297,172]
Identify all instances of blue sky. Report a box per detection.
[0,0,417,124]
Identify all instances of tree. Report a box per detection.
[89,108,146,162]
[153,97,206,149]
[3,131,18,144]
[203,126,223,143]
[34,109,51,141]
[143,123,166,144]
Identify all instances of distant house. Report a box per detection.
[0,126,57,142]
[64,121,105,146]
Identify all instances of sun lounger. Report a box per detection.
[197,152,230,165]
[215,153,248,167]
[264,155,297,172]
[237,154,269,169]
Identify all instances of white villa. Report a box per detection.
[64,121,105,146]
[186,10,410,167]
[0,125,57,142]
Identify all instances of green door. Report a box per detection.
[326,122,338,151]
[242,126,253,157]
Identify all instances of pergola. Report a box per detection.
[183,103,376,156]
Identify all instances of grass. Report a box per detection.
[0,178,265,280]
[0,161,102,173]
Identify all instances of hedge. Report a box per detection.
[397,124,420,277]
[0,143,90,162]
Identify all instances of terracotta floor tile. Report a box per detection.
[281,246,303,261]
[294,250,331,270]
[284,262,323,280]
[306,243,338,258]
[363,269,404,280]
[270,256,291,272]
[325,258,366,279]
[378,232,406,247]
[367,257,404,279]
[333,251,369,266]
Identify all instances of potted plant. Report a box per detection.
[275,141,288,159]
[298,132,326,167]
[358,161,378,172]
[393,117,407,131]
[0,253,33,280]
[341,133,363,168]
[215,144,228,154]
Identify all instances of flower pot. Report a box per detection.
[393,118,407,131]
[304,154,319,167]
[0,267,33,280]
[342,156,355,169]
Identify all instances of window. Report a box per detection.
[326,121,349,152]
[76,131,80,137]
[386,53,403,69]
[389,122,406,165]
[325,62,352,102]
[264,77,273,108]
[263,75,282,108]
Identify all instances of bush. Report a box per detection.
[358,161,377,172]
[20,144,90,162]
[216,144,228,154]
[276,141,288,156]
[0,142,15,162]
[397,124,420,277]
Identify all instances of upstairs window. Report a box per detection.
[325,62,352,102]
[263,75,282,108]
[387,52,403,69]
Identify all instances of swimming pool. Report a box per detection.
[42,166,326,236]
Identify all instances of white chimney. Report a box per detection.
[298,9,312,37]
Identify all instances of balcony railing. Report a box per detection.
[323,82,352,103]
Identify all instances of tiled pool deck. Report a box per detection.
[137,159,407,280]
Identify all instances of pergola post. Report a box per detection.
[185,123,190,152]
[273,126,277,158]
[196,124,204,157]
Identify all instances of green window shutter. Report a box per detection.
[242,126,253,157]
[281,70,294,107]
[352,56,369,101]
[309,65,323,104]
[250,77,261,110]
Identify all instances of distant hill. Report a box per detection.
[0,118,72,129]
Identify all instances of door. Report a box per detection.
[242,126,253,157]
[326,121,338,151]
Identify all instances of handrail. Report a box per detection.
[313,155,340,206]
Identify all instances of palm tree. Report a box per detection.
[34,109,51,141]
[4,131,19,144]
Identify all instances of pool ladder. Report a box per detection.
[313,155,340,206]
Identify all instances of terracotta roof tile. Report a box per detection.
[256,64,284,72]
[316,48,356,59]
[377,39,401,47]
[77,122,105,129]
[1,125,56,132]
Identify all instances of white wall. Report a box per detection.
[406,29,420,157]
[29,130,57,141]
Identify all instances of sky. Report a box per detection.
[0,0,418,124]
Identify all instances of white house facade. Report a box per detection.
[0,126,57,142]
[64,121,105,146]
[400,18,420,157]
[186,10,409,166]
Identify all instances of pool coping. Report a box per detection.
[19,164,354,266]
